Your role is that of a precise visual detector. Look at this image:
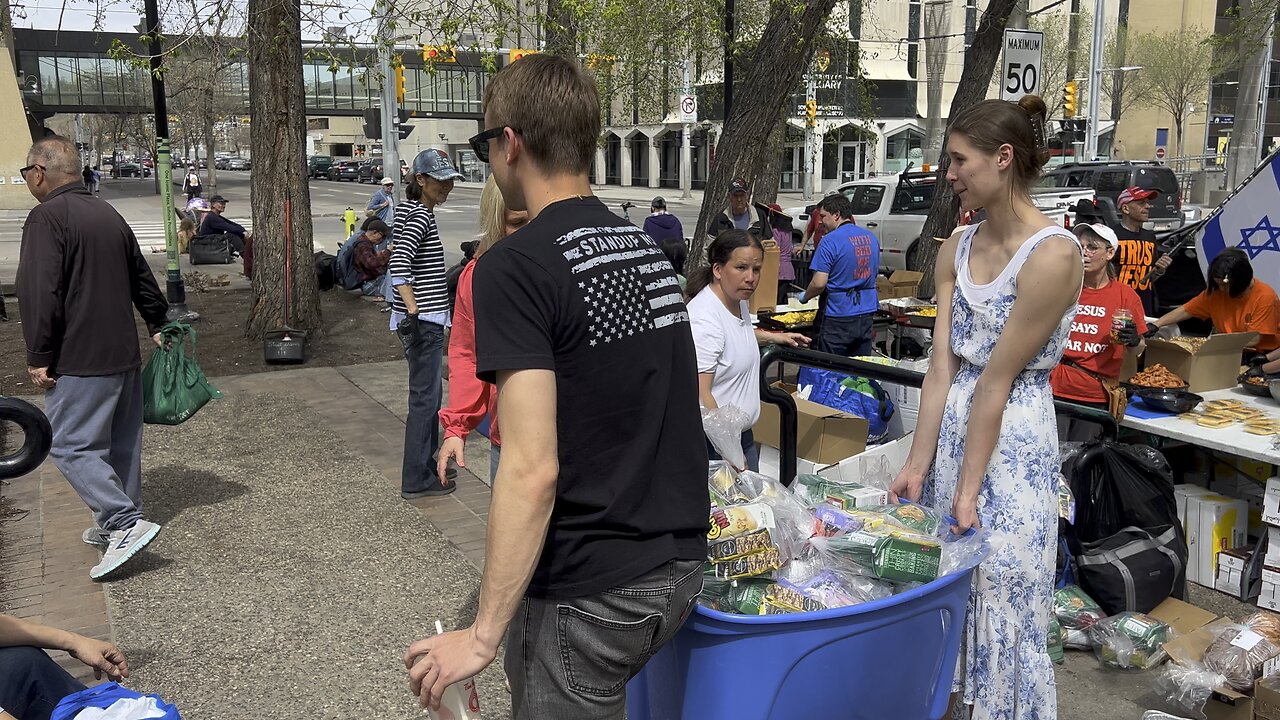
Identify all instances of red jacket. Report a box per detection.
[352,235,391,282]
[438,260,500,445]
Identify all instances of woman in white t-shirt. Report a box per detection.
[686,229,810,471]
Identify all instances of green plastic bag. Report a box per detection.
[142,322,222,425]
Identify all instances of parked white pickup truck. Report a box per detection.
[784,173,1081,272]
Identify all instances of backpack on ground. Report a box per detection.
[334,236,365,291]
[189,233,232,265]
[315,252,337,291]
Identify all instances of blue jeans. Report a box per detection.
[0,646,86,720]
[705,429,760,472]
[361,274,387,297]
[817,313,875,357]
[505,559,702,719]
[401,320,446,494]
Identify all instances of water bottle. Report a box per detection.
[425,621,482,720]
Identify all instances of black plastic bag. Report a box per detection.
[1067,441,1179,543]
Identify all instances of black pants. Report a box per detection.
[817,313,875,357]
[0,646,86,720]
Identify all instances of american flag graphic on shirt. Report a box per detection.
[557,225,688,347]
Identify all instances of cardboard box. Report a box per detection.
[1266,527,1280,568]
[749,239,780,314]
[1261,566,1280,612]
[875,270,924,300]
[1178,485,1215,584]
[758,432,914,487]
[1264,478,1280,527]
[1256,676,1280,720]
[1190,495,1248,585]
[1214,546,1258,600]
[1156,598,1255,718]
[1140,332,1259,392]
[754,382,869,466]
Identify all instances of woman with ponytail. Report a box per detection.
[890,95,1083,719]
[686,230,809,471]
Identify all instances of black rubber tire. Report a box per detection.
[0,396,51,481]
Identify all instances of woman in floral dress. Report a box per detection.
[890,96,1084,720]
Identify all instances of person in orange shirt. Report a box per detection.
[1145,248,1280,352]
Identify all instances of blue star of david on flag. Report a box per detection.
[1238,216,1280,259]
[1197,151,1280,285]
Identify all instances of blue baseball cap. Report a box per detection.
[412,149,463,182]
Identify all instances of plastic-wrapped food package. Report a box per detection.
[792,474,888,511]
[809,528,943,584]
[1152,661,1227,717]
[708,462,747,506]
[702,406,752,470]
[1054,585,1108,649]
[859,503,943,535]
[936,526,993,578]
[1089,612,1172,670]
[811,504,864,538]
[1202,623,1280,691]
[1242,611,1280,646]
[1048,619,1065,664]
[1057,473,1076,524]
[707,504,791,581]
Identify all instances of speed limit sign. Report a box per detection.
[1001,29,1044,101]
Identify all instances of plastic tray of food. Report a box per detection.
[759,310,818,331]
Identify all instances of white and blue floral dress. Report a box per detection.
[923,223,1080,720]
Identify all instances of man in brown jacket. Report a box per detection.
[17,136,169,580]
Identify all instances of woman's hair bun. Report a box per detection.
[1018,94,1048,118]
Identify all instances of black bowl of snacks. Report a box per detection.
[1133,388,1204,414]
[1240,372,1272,397]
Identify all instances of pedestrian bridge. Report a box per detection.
[14,28,485,119]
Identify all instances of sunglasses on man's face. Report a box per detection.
[19,164,43,177]
[468,126,520,163]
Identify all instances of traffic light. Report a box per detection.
[1062,81,1079,118]
[394,64,406,104]
[509,49,537,63]
[805,98,817,128]
[422,45,456,63]
[395,108,414,140]
[363,108,381,140]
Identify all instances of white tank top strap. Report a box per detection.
[959,225,1076,302]
[953,222,982,276]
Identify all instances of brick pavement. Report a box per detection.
[0,360,494,686]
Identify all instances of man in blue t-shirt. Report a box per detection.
[800,193,880,356]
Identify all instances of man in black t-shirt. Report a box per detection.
[404,55,709,717]
[1111,186,1172,317]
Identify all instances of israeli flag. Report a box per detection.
[1197,151,1280,284]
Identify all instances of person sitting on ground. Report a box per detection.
[351,218,394,297]
[1145,247,1280,354]
[177,218,195,255]
[643,196,684,243]
[197,195,251,256]
[1050,223,1147,441]
[0,612,129,720]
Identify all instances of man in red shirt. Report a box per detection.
[1051,222,1148,441]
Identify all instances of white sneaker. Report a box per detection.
[90,520,161,580]
[82,527,111,547]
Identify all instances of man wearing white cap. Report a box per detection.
[1050,222,1148,440]
[367,177,396,224]
[1111,185,1171,316]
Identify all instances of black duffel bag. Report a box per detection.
[189,233,233,265]
[1075,524,1186,616]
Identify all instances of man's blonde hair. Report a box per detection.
[483,54,600,175]
[477,176,507,256]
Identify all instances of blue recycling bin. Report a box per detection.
[625,552,984,720]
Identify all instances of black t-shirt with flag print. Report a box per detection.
[473,195,709,599]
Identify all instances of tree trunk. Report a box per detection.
[245,0,320,340]
[751,116,787,203]
[544,0,578,58]
[914,0,1021,298]
[687,0,838,273]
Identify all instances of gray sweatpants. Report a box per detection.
[44,371,145,532]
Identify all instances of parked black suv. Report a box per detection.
[1041,161,1183,232]
[327,160,362,181]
